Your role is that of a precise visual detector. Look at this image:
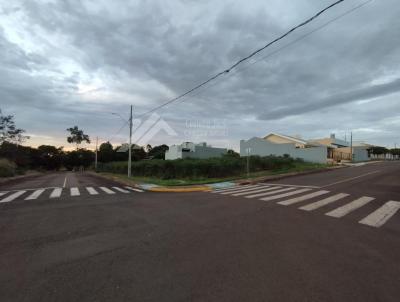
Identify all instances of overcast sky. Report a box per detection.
[1,0,399,150]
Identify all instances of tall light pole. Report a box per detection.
[111,106,133,178]
[128,105,133,178]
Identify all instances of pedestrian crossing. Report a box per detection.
[212,184,400,229]
[0,186,144,203]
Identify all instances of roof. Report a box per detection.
[264,133,309,145]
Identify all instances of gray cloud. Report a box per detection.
[0,0,400,149]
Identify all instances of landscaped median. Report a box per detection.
[92,156,340,192]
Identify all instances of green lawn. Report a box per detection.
[98,162,330,186]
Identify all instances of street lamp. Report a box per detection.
[111,106,133,177]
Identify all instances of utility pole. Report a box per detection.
[246,148,251,178]
[128,105,133,178]
[350,131,353,162]
[95,136,98,172]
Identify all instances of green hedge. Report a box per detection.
[0,158,17,177]
[97,155,298,179]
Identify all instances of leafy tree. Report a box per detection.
[224,149,240,158]
[66,126,90,149]
[37,145,64,170]
[369,146,388,155]
[148,144,169,159]
[146,144,152,153]
[98,141,114,163]
[0,109,29,144]
[64,149,94,170]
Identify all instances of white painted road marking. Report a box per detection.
[299,193,349,211]
[50,188,62,198]
[321,170,381,188]
[246,187,298,199]
[260,188,312,201]
[63,176,67,188]
[86,187,99,195]
[25,189,45,200]
[278,190,330,206]
[220,185,265,195]
[262,183,319,189]
[125,186,144,193]
[100,187,115,194]
[219,185,262,194]
[0,190,26,203]
[0,192,8,197]
[232,186,280,196]
[212,184,259,193]
[70,187,80,196]
[359,201,400,228]
[112,187,130,193]
[326,196,375,218]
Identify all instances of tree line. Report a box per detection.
[0,109,169,174]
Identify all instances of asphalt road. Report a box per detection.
[0,162,399,302]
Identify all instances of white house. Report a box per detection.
[165,142,227,160]
[240,133,327,164]
[240,133,373,163]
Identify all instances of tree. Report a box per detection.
[63,149,95,170]
[66,126,90,149]
[148,144,169,159]
[37,145,64,170]
[98,141,115,163]
[0,109,29,144]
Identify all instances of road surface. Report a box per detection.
[0,162,399,302]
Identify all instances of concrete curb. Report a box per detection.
[148,186,212,193]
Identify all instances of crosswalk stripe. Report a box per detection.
[70,187,80,196]
[326,196,375,218]
[245,187,298,199]
[232,186,280,196]
[50,188,62,198]
[278,190,330,206]
[25,189,45,200]
[125,186,144,193]
[112,187,130,193]
[260,188,312,201]
[359,201,400,228]
[99,187,115,194]
[0,192,8,197]
[0,190,27,203]
[299,193,349,211]
[86,187,99,195]
[213,184,261,193]
[220,185,264,195]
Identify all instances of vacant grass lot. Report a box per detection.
[97,157,329,186]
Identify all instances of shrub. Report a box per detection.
[97,155,298,179]
[0,158,17,177]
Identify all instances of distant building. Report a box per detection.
[165,142,227,160]
[240,133,375,163]
[240,133,327,164]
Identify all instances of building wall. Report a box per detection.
[165,145,183,160]
[165,144,227,160]
[182,146,227,159]
[240,137,327,164]
[336,147,369,162]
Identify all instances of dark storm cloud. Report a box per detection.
[0,0,400,148]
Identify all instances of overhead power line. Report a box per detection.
[172,0,373,108]
[137,0,347,117]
